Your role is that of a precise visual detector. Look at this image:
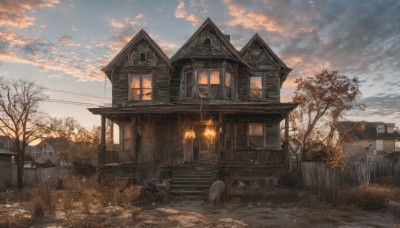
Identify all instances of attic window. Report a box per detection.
[139,52,146,63]
[251,50,262,61]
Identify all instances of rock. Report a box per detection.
[209,180,226,205]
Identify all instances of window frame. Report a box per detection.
[235,122,265,149]
[139,52,147,63]
[182,68,233,100]
[249,75,265,101]
[129,74,153,102]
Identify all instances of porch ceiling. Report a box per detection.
[88,102,298,117]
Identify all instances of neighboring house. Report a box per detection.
[88,19,297,186]
[0,136,17,190]
[336,121,400,160]
[26,138,73,167]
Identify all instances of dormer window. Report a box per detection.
[139,52,146,63]
[250,76,263,100]
[129,74,152,101]
[377,124,385,133]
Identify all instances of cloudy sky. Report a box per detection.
[0,0,399,129]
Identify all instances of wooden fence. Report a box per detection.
[294,160,400,186]
[12,166,69,187]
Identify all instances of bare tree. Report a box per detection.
[291,70,364,161]
[0,78,48,190]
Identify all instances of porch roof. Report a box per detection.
[88,102,298,117]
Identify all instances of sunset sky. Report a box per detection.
[0,0,399,129]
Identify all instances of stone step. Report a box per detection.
[171,184,211,189]
[172,180,212,184]
[170,189,206,195]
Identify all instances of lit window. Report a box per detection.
[183,68,232,99]
[250,76,262,100]
[130,74,152,101]
[248,123,264,148]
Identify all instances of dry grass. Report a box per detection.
[337,184,398,210]
[31,196,45,218]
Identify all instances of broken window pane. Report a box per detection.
[250,76,262,100]
[198,85,208,98]
[130,75,152,101]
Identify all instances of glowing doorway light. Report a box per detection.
[203,119,216,140]
[184,129,196,140]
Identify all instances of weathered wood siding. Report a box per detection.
[174,28,233,59]
[111,39,170,107]
[240,41,281,102]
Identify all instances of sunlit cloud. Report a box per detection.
[174,0,202,27]
[0,0,59,28]
[57,35,81,47]
[135,13,144,19]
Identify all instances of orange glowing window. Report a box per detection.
[130,74,152,101]
[250,76,263,100]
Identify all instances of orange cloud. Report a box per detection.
[110,19,125,29]
[135,14,144,19]
[175,0,202,27]
[0,0,59,28]
[57,35,81,47]
[223,0,314,36]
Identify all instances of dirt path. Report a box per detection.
[1,198,399,227]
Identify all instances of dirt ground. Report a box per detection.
[1,194,400,228]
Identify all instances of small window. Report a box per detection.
[250,76,263,100]
[129,74,152,101]
[251,50,262,62]
[139,52,146,63]
[377,125,385,133]
[248,123,264,148]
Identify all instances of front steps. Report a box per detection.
[170,166,217,198]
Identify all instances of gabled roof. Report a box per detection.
[170,18,251,69]
[240,33,292,83]
[102,29,172,73]
[336,121,400,140]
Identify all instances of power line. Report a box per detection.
[45,88,111,100]
[47,98,107,107]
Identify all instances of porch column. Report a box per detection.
[132,115,138,165]
[99,114,106,167]
[284,112,289,169]
[218,113,223,162]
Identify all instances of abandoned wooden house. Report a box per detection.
[89,18,298,195]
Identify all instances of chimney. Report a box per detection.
[224,34,230,41]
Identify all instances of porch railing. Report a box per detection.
[104,150,118,164]
[220,149,284,165]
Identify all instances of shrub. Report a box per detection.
[31,196,45,218]
[37,181,53,208]
[279,172,301,189]
[338,184,392,210]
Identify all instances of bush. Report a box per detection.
[279,172,301,189]
[338,184,392,210]
[31,196,45,218]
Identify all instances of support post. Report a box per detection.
[284,112,289,170]
[132,115,138,166]
[218,113,223,162]
[99,114,106,167]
